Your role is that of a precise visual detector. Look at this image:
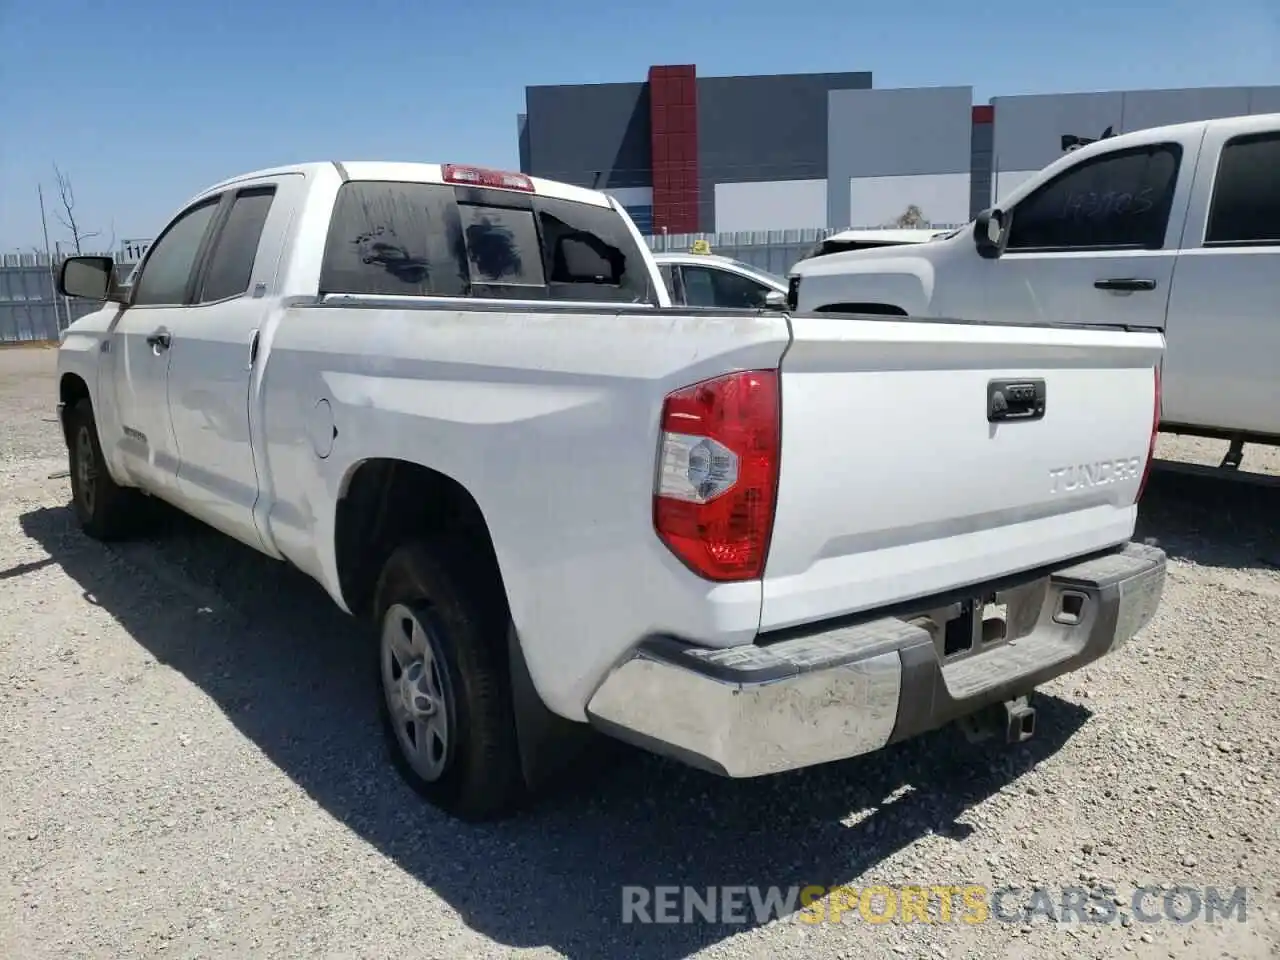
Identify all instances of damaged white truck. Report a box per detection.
[55,161,1168,820]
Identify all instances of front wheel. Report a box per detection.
[372,539,525,821]
[65,399,147,541]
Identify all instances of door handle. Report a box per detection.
[247,329,260,370]
[988,378,1046,423]
[1094,278,1157,292]
[145,331,171,351]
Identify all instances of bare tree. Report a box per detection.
[893,204,928,229]
[51,164,101,254]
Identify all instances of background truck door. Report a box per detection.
[951,127,1204,331]
[1161,118,1280,435]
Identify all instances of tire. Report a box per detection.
[372,538,525,821]
[65,399,147,541]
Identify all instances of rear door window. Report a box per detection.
[320,180,657,304]
[198,186,277,303]
[1205,131,1280,246]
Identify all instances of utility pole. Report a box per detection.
[37,183,62,332]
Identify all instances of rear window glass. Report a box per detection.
[320,180,656,304]
[321,181,466,297]
[458,203,545,288]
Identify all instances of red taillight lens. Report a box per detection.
[1136,365,1161,502]
[653,370,781,582]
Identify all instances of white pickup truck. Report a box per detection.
[789,113,1280,468]
[55,161,1168,820]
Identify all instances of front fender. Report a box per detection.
[56,309,127,482]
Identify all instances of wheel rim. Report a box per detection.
[381,603,451,782]
[74,425,97,516]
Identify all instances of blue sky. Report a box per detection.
[2,0,1276,250]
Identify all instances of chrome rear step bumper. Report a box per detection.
[586,541,1166,777]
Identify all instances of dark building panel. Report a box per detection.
[696,71,871,231]
[1250,87,1280,112]
[523,81,651,189]
[650,64,699,234]
[517,114,530,174]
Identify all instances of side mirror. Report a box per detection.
[58,256,120,302]
[764,289,787,311]
[973,208,1007,260]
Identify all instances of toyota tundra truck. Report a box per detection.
[54,161,1168,820]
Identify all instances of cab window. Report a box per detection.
[679,265,772,309]
[131,199,221,306]
[1205,131,1280,246]
[1005,143,1182,252]
[320,180,658,304]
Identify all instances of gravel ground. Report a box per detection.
[1,346,1277,960]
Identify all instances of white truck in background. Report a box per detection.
[789,113,1280,469]
[56,160,1167,821]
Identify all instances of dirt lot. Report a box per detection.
[2,346,1277,960]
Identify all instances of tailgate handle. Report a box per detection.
[988,378,1046,423]
[1094,278,1156,292]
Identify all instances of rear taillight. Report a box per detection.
[442,164,534,192]
[653,370,782,582]
[1136,365,1161,502]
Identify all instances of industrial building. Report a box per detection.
[516,66,1280,234]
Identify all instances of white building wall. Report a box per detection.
[992,170,1041,205]
[847,173,971,227]
[712,179,828,232]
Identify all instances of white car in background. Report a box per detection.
[653,229,952,309]
[651,251,787,309]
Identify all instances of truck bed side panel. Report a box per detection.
[258,303,790,720]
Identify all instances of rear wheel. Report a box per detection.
[372,538,524,821]
[65,399,147,541]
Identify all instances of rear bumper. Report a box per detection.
[585,541,1166,777]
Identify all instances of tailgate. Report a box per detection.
[760,314,1163,631]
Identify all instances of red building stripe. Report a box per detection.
[648,64,699,234]
[972,104,994,124]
